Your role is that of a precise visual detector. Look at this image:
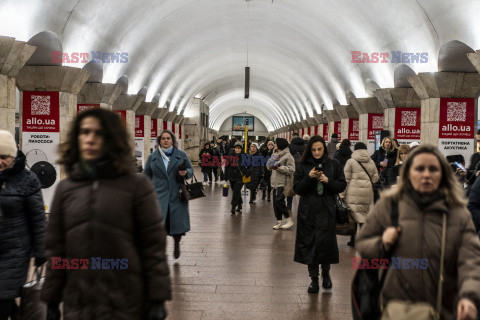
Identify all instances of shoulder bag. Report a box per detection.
[356,160,380,203]
[381,212,447,320]
[179,174,205,202]
[351,199,399,320]
[21,266,47,319]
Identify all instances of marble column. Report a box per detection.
[16,65,90,176]
[0,36,36,135]
[374,87,421,144]
[407,72,480,161]
[349,95,384,153]
[113,91,146,147]
[322,108,341,140]
[333,104,359,144]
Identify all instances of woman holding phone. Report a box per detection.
[293,135,346,293]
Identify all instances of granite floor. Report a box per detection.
[165,175,356,320]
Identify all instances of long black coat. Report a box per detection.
[293,155,346,265]
[199,148,213,173]
[333,145,352,167]
[225,150,248,183]
[0,151,46,299]
[245,151,264,190]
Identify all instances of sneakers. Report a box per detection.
[280,217,294,229]
[273,220,283,229]
[308,277,319,293]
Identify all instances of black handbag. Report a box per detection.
[184,175,206,200]
[21,266,47,320]
[335,194,349,224]
[351,200,398,320]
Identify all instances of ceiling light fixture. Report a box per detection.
[245,0,250,99]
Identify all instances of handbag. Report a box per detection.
[335,194,349,224]
[21,266,47,320]
[351,200,398,320]
[380,212,447,320]
[335,211,357,236]
[283,173,296,197]
[183,175,206,200]
[356,160,381,203]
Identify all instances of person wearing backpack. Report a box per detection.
[342,142,379,247]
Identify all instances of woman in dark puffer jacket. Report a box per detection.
[0,130,46,320]
[41,109,171,320]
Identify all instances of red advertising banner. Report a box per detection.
[135,116,144,137]
[113,110,127,127]
[439,98,475,139]
[308,127,311,136]
[163,121,167,130]
[77,104,100,114]
[395,108,421,140]
[322,123,329,141]
[334,121,341,140]
[22,91,60,132]
[179,125,182,139]
[348,118,359,141]
[368,114,384,139]
[151,119,157,138]
[314,126,318,136]
[172,123,176,134]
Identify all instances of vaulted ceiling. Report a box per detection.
[1,0,479,131]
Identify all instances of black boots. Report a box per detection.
[321,265,332,290]
[173,236,181,259]
[267,193,271,202]
[231,205,236,214]
[308,277,319,293]
[236,204,242,211]
[262,192,266,201]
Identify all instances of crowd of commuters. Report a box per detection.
[2,108,480,319]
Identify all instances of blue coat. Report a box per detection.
[144,148,194,235]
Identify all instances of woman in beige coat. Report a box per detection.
[356,145,480,320]
[343,142,379,246]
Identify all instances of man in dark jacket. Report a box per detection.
[226,142,247,214]
[0,130,46,320]
[326,133,339,159]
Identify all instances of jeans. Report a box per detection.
[273,187,290,220]
[203,170,212,182]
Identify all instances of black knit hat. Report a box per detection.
[354,142,367,150]
[275,138,289,150]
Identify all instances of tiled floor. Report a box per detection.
[165,174,356,320]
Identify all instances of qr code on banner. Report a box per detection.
[31,95,51,115]
[352,120,359,132]
[401,111,417,127]
[447,102,466,122]
[372,116,383,129]
[135,117,140,128]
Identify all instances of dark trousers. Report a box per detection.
[273,187,290,220]
[203,170,212,182]
[308,264,330,278]
[286,196,293,209]
[0,299,17,320]
[230,180,244,207]
[212,167,218,180]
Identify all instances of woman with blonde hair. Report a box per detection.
[388,144,411,186]
[371,137,398,186]
[357,145,480,320]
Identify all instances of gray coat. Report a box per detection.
[266,148,295,188]
[144,148,194,235]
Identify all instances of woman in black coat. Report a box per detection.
[370,136,398,185]
[333,139,352,167]
[261,141,275,201]
[245,143,264,203]
[293,135,346,294]
[199,143,213,184]
[0,130,46,320]
[225,142,248,214]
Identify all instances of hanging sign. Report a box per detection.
[77,104,100,114]
[22,91,60,213]
[334,121,342,140]
[367,113,384,154]
[134,116,145,165]
[438,98,475,166]
[322,123,329,141]
[348,118,360,141]
[151,118,157,153]
[395,108,421,145]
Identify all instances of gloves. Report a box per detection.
[147,301,167,320]
[35,257,46,266]
[46,303,61,320]
[178,159,187,171]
